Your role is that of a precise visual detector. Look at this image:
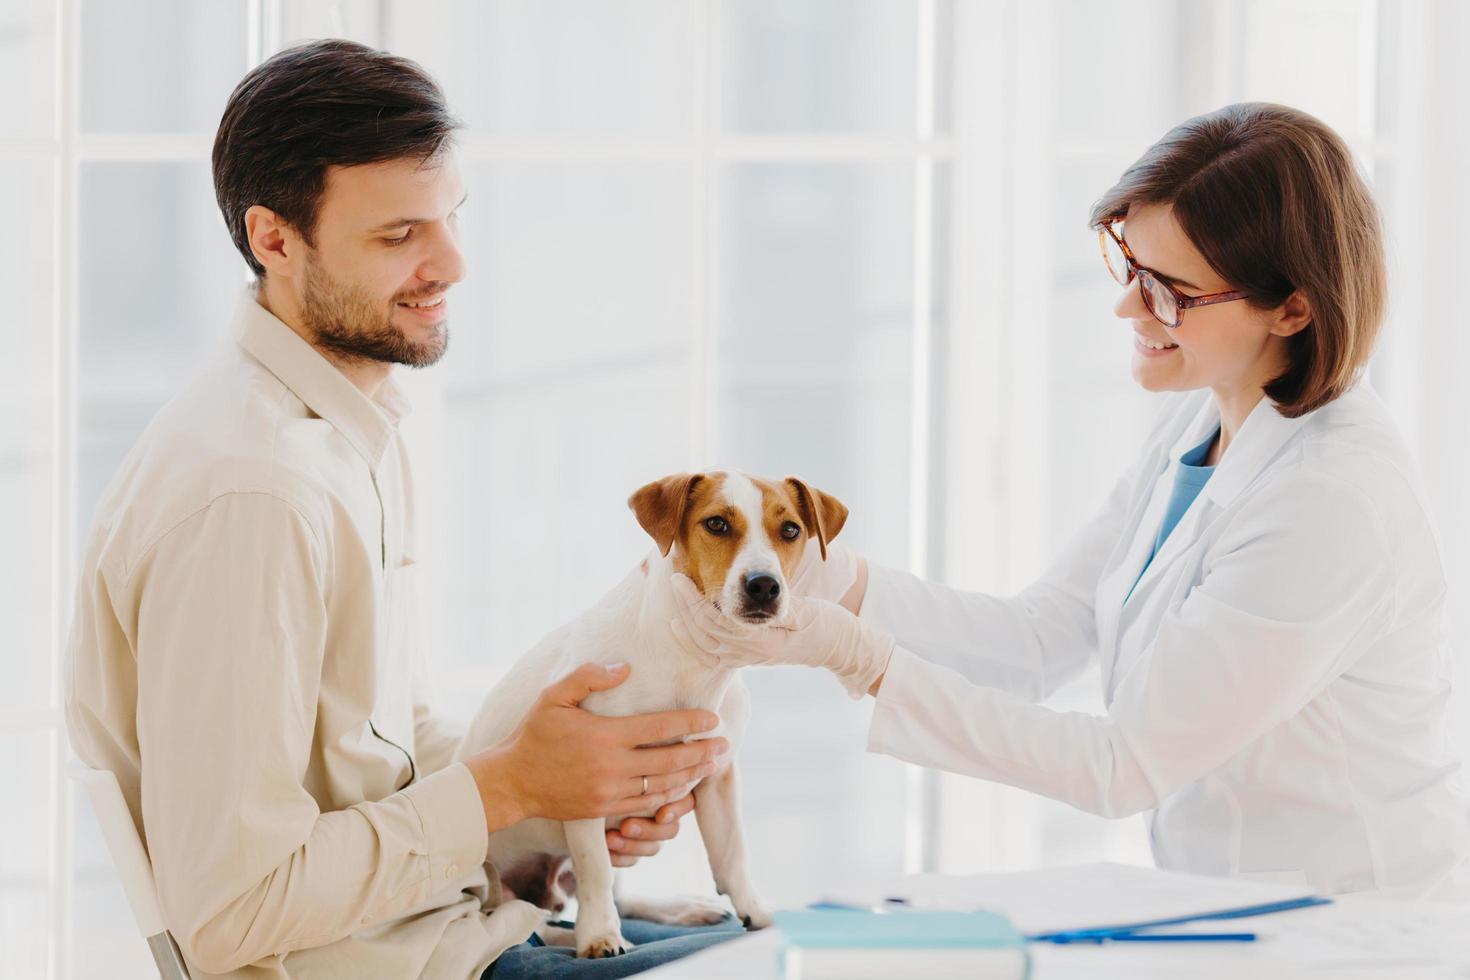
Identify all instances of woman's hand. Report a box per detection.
[788,538,862,604]
[669,575,895,698]
[605,793,696,868]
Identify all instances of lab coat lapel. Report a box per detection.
[1097,396,1217,693]
[1196,395,1310,511]
[1103,395,1311,696]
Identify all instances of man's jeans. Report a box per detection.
[483,915,746,979]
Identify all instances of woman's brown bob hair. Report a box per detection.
[1089,102,1386,418]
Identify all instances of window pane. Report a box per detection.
[77,163,244,537]
[0,1,56,139]
[1,730,51,978]
[711,161,915,903]
[433,369,693,709]
[0,161,56,711]
[277,0,383,49]
[392,0,697,136]
[1049,155,1158,535]
[428,160,697,691]
[722,0,917,134]
[1238,0,1374,140]
[1054,0,1195,144]
[442,161,695,387]
[717,162,913,567]
[79,0,247,133]
[744,669,911,904]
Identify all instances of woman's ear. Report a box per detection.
[1270,290,1314,338]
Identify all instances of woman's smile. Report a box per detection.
[1134,331,1180,357]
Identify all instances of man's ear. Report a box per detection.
[628,473,704,557]
[784,477,848,560]
[244,204,299,280]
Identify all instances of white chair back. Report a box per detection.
[67,760,191,980]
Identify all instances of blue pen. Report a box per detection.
[1111,932,1257,943]
[1051,931,1256,944]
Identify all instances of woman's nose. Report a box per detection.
[1113,280,1147,320]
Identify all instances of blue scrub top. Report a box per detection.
[1127,426,1219,602]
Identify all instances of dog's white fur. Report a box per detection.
[456,471,779,959]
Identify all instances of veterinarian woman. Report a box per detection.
[674,102,1470,899]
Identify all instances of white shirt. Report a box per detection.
[864,384,1470,897]
[65,293,542,978]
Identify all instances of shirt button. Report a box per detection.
[445,865,458,879]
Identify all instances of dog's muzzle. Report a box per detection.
[740,571,782,620]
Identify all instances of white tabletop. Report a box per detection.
[641,892,1470,979]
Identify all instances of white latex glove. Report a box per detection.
[787,538,862,604]
[669,573,895,699]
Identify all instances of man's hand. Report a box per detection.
[606,793,695,868]
[462,662,728,833]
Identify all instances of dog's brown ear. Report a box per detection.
[628,473,703,557]
[784,477,849,561]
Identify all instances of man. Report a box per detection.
[65,39,741,979]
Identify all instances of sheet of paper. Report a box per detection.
[1244,894,1470,970]
[824,862,1322,935]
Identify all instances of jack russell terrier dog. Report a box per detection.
[456,470,848,958]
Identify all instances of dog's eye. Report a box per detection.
[703,516,729,535]
[780,522,801,541]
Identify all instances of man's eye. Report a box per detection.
[780,522,801,541]
[383,231,411,246]
[703,517,729,535]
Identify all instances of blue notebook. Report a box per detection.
[775,908,1028,980]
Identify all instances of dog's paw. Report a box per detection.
[657,895,733,927]
[576,932,631,959]
[734,897,774,931]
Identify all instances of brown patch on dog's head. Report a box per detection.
[630,471,849,620]
[628,473,704,558]
[781,476,848,561]
[630,472,739,598]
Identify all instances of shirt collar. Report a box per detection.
[234,290,411,471]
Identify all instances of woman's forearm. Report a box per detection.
[839,557,869,616]
[840,561,888,696]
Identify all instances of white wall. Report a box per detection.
[2,1,1467,976]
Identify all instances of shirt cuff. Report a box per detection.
[401,762,490,889]
[867,645,925,758]
[857,561,904,633]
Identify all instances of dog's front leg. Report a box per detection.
[563,818,630,957]
[693,765,773,929]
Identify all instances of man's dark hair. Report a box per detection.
[212,38,460,277]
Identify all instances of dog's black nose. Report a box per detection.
[744,573,781,605]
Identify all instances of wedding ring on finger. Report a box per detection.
[641,775,649,796]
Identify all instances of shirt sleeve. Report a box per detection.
[860,393,1192,700]
[867,472,1395,818]
[129,491,489,974]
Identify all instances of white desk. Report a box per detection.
[642,891,1470,979]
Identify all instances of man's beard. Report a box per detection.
[299,252,449,369]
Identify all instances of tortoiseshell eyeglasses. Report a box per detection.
[1098,218,1248,329]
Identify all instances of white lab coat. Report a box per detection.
[863,383,1470,898]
